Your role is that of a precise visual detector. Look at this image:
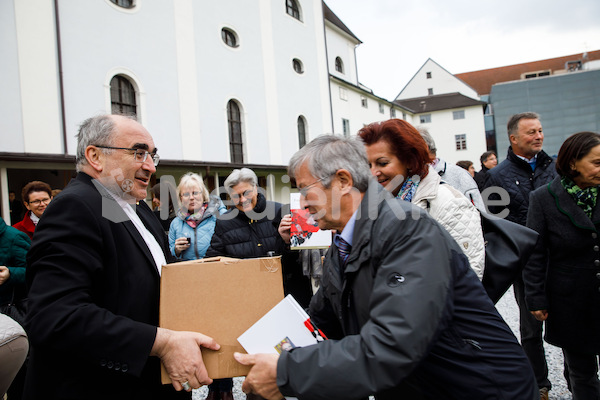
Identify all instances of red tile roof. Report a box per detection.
[455,50,600,95]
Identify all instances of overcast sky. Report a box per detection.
[324,0,600,100]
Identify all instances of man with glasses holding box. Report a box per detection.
[24,114,219,399]
[12,181,53,240]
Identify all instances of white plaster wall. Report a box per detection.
[330,81,396,136]
[193,0,329,165]
[4,1,332,168]
[0,0,25,153]
[268,0,330,164]
[14,0,63,154]
[325,23,359,85]
[417,106,487,165]
[397,59,479,100]
[193,2,270,164]
[57,0,181,158]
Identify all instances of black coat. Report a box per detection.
[474,166,489,191]
[484,147,557,225]
[206,193,286,258]
[524,176,600,354]
[206,193,312,308]
[24,172,186,400]
[277,183,536,400]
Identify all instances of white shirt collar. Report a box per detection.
[97,181,166,276]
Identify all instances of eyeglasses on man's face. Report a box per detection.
[93,145,160,166]
[298,176,328,197]
[28,198,51,206]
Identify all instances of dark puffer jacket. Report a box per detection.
[484,147,557,225]
[474,165,490,191]
[0,217,31,305]
[206,193,285,258]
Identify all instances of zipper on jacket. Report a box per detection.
[193,227,199,259]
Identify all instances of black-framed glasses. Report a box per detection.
[28,198,51,206]
[93,145,160,166]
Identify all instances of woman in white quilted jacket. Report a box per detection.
[358,118,485,279]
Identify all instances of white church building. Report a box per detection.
[1,0,485,220]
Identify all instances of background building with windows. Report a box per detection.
[323,3,409,138]
[394,59,487,164]
[0,0,344,218]
[455,51,600,161]
[3,0,596,220]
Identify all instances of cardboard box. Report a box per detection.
[159,256,284,383]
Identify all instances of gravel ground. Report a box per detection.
[193,287,577,400]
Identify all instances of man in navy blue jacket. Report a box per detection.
[484,112,557,400]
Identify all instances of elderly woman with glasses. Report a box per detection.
[168,172,225,261]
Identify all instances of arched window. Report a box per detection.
[286,0,300,20]
[297,116,307,148]
[221,28,238,48]
[227,100,243,163]
[110,0,134,8]
[110,75,137,116]
[335,57,344,73]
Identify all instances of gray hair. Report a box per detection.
[224,168,258,193]
[177,172,209,202]
[288,135,371,192]
[417,126,436,156]
[507,112,540,138]
[76,115,119,172]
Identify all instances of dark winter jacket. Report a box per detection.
[277,183,537,400]
[0,217,30,305]
[206,193,286,258]
[484,147,557,225]
[524,177,600,353]
[474,165,490,191]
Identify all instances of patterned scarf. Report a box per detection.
[395,175,421,203]
[177,203,208,228]
[561,176,598,218]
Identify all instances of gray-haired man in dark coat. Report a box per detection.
[235,134,537,400]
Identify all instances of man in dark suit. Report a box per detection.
[24,114,219,399]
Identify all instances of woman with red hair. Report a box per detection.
[358,119,485,278]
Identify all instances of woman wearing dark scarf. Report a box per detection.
[169,172,225,261]
[524,131,600,399]
[358,119,485,279]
